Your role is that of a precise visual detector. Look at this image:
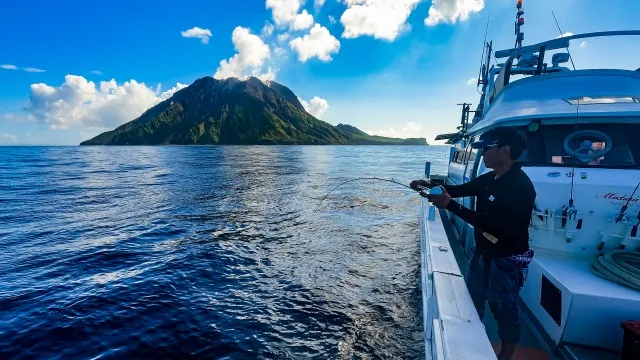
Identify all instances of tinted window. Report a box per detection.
[453,150,465,164]
[524,123,640,168]
[565,96,640,105]
[464,138,479,179]
[464,149,478,177]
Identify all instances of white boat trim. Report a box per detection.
[470,69,640,135]
[420,165,496,360]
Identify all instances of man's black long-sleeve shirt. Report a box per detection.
[443,163,536,257]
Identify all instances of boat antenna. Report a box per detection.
[551,10,577,70]
[475,13,493,118]
[477,13,491,92]
[515,0,525,49]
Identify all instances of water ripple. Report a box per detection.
[0,145,448,359]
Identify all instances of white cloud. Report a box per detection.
[290,24,340,62]
[91,70,103,75]
[2,113,37,123]
[328,15,337,24]
[1,64,46,72]
[341,0,420,41]
[424,0,484,26]
[315,0,326,10]
[160,83,189,99]
[277,33,291,43]
[24,75,187,130]
[467,77,477,85]
[299,96,329,119]
[0,133,18,145]
[256,67,277,82]
[262,23,275,37]
[80,130,95,141]
[214,27,274,81]
[365,122,424,139]
[425,0,484,26]
[274,46,287,56]
[267,0,303,26]
[580,41,587,48]
[556,32,574,38]
[292,9,314,30]
[181,27,213,44]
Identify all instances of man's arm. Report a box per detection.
[445,187,534,237]
[443,173,490,199]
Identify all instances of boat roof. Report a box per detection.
[469,69,640,134]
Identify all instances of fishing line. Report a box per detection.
[313,177,423,213]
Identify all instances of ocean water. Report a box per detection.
[0,145,449,359]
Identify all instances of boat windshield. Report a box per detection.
[521,123,640,169]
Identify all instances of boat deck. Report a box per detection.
[439,209,554,360]
[439,208,628,360]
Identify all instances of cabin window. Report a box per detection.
[465,148,478,178]
[467,146,478,165]
[524,123,640,168]
[565,96,640,105]
[453,150,465,164]
[464,137,479,179]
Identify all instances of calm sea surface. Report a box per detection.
[0,146,448,359]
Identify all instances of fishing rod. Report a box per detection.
[313,177,429,212]
[562,98,580,228]
[616,181,640,223]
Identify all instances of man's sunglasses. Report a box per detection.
[482,144,500,152]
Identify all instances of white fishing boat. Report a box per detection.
[419,2,640,359]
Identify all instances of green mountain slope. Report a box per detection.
[80,77,428,146]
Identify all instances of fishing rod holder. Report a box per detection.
[532,208,639,250]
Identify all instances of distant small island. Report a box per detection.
[81,77,428,146]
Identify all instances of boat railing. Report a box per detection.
[476,30,640,111]
[497,30,640,86]
[420,162,496,360]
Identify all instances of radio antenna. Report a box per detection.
[515,0,525,49]
[477,14,491,90]
[551,10,576,70]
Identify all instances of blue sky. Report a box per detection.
[1,0,639,145]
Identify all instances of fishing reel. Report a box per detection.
[411,179,441,194]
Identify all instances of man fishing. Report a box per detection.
[410,127,536,360]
